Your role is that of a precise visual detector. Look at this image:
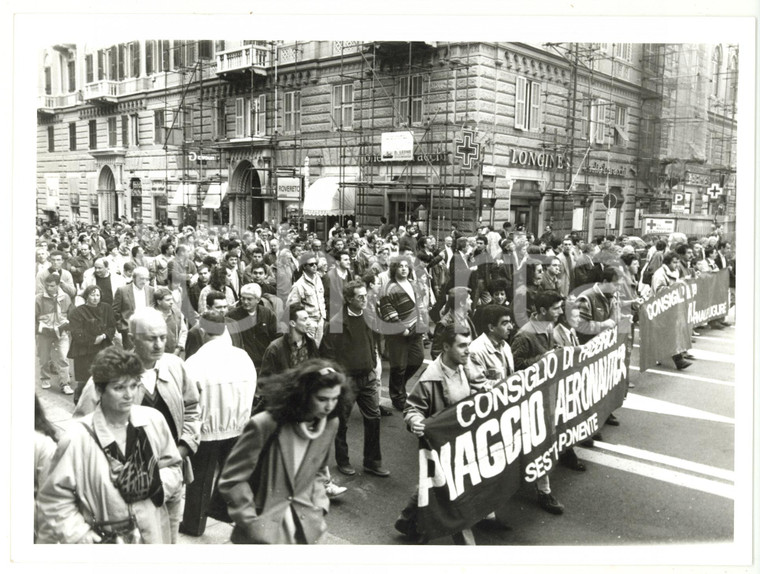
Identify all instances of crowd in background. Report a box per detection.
[32,213,735,544]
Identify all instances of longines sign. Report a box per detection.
[507,147,626,177]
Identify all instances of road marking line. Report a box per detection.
[632,344,735,363]
[591,441,735,482]
[691,333,734,342]
[576,448,734,500]
[622,393,735,425]
[630,365,735,387]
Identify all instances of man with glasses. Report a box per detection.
[287,254,327,347]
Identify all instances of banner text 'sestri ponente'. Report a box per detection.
[639,269,729,372]
[416,326,630,539]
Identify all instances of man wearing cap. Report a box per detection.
[35,273,74,395]
[286,253,327,347]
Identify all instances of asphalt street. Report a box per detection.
[35,309,736,547]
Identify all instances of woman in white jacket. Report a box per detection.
[36,347,183,544]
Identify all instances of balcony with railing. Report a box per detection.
[84,80,118,103]
[37,95,55,115]
[38,92,83,113]
[215,44,270,77]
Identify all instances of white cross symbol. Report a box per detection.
[455,130,480,170]
[707,183,723,200]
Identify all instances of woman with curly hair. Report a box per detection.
[218,359,347,544]
[36,347,183,543]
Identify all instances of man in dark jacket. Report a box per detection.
[226,283,278,370]
[321,280,389,478]
[259,303,319,378]
[510,289,566,516]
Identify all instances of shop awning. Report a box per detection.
[303,177,355,216]
[202,182,228,209]
[170,183,199,206]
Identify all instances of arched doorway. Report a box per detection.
[97,165,118,223]
[229,160,263,229]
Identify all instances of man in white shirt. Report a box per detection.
[112,266,153,350]
[180,311,257,537]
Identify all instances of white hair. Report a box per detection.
[129,307,166,336]
[240,283,262,298]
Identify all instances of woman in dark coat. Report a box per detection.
[67,285,116,403]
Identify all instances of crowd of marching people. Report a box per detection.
[33,214,735,545]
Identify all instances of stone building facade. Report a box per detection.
[37,41,737,241]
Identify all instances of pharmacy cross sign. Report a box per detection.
[706,183,724,200]
[455,130,480,170]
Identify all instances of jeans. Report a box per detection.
[37,332,70,385]
[335,372,382,467]
[385,333,424,406]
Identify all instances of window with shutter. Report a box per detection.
[398,76,409,126]
[146,42,154,75]
[162,41,171,71]
[580,100,590,141]
[89,120,97,149]
[97,50,104,80]
[109,47,117,80]
[256,94,266,135]
[215,99,226,139]
[186,42,196,66]
[69,122,77,151]
[154,110,164,144]
[592,99,607,145]
[332,85,342,128]
[47,126,54,152]
[198,41,212,60]
[174,40,184,69]
[514,76,527,130]
[122,115,129,147]
[108,117,118,147]
[86,54,93,84]
[131,42,140,78]
[68,60,76,93]
[234,98,245,137]
[613,105,628,146]
[411,75,423,125]
[342,84,353,128]
[44,67,52,95]
[131,114,139,146]
[529,81,541,131]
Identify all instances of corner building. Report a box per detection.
[37,41,737,241]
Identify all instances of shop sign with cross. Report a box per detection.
[455,129,480,170]
[706,183,724,200]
